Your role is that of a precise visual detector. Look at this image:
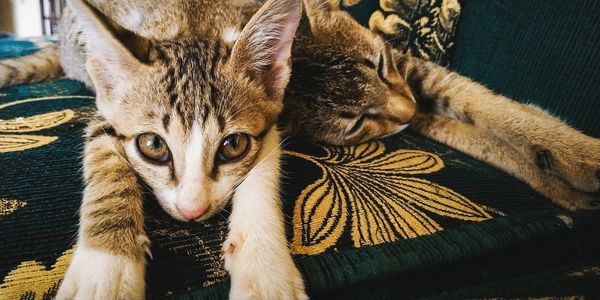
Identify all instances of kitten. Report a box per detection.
[60,0,600,208]
[0,0,598,297]
[281,3,600,209]
[54,0,307,299]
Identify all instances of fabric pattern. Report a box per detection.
[2,2,600,296]
[337,0,461,65]
[450,0,600,138]
[2,76,600,299]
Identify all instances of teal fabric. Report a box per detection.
[0,37,40,59]
[450,0,600,138]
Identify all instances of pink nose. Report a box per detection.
[176,204,208,221]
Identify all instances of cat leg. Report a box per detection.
[410,113,600,210]
[405,57,600,194]
[224,128,307,300]
[56,125,147,300]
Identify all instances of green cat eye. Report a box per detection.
[136,133,171,163]
[218,133,250,163]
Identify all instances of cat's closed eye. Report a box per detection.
[347,114,366,135]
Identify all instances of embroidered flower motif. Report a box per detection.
[0,95,93,153]
[0,248,73,300]
[0,198,26,217]
[285,141,492,255]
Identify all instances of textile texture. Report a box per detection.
[450,0,600,137]
[2,0,600,298]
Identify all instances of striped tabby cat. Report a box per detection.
[0,0,598,299]
[76,0,600,208]
[54,0,307,299]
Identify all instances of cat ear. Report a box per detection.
[300,0,337,33]
[67,0,145,119]
[229,0,302,100]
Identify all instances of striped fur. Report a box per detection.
[0,44,62,87]
[397,55,600,209]
[56,0,306,299]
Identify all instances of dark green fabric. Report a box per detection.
[2,8,600,297]
[2,76,600,299]
[450,0,600,138]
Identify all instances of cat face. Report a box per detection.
[282,1,417,145]
[70,0,302,221]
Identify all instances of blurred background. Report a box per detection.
[0,0,64,37]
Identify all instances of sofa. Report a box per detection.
[1,0,599,299]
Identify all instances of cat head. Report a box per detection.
[281,0,417,145]
[69,0,302,221]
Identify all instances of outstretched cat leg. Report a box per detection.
[224,128,307,300]
[402,56,600,194]
[55,121,148,300]
[410,113,600,210]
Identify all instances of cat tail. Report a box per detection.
[0,43,63,88]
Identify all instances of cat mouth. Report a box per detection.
[378,123,410,139]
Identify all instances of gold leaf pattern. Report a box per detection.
[0,248,73,300]
[286,141,492,255]
[0,109,75,133]
[368,10,410,35]
[0,95,93,153]
[0,199,26,217]
[359,0,461,65]
[0,135,58,153]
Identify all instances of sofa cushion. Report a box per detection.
[450,0,600,137]
[338,0,461,66]
[1,77,600,299]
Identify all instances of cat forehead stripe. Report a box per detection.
[151,38,229,132]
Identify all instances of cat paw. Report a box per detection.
[55,244,145,300]
[533,136,600,193]
[532,170,600,211]
[223,234,307,300]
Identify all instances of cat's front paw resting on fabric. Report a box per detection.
[55,244,146,300]
[223,235,307,300]
[535,136,600,194]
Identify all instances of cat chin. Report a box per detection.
[379,124,410,139]
[154,195,231,222]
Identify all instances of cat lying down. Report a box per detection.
[0,0,598,299]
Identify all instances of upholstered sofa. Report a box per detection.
[1,0,599,299]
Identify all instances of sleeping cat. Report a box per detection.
[0,0,599,299]
[77,0,600,208]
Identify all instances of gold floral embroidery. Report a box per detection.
[334,0,461,65]
[0,247,73,300]
[285,142,492,255]
[0,198,26,217]
[0,110,74,133]
[0,134,58,153]
[0,95,93,153]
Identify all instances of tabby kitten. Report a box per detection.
[281,2,600,210]
[54,0,306,299]
[0,0,598,297]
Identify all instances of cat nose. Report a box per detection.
[176,204,208,221]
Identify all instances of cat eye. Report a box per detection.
[348,114,367,135]
[217,133,251,163]
[136,133,171,163]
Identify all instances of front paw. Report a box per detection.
[223,236,307,300]
[533,137,600,193]
[530,167,600,211]
[55,245,145,300]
